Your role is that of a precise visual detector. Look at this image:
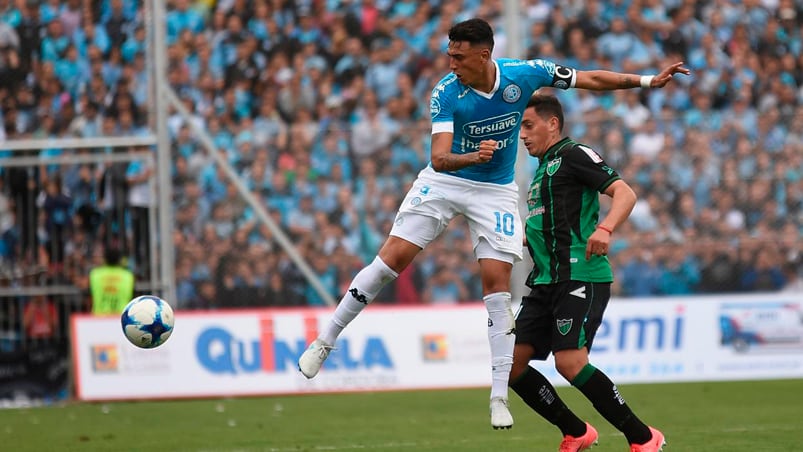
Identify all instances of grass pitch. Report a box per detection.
[3,379,802,451]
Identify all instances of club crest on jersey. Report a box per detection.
[502,84,521,103]
[557,319,573,335]
[546,157,562,176]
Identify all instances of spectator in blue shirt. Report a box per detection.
[54,44,86,96]
[120,24,144,62]
[619,246,664,297]
[658,245,700,295]
[740,247,786,292]
[41,19,69,62]
[166,0,204,44]
[73,22,110,59]
[596,17,641,71]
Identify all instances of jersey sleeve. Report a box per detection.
[430,80,456,135]
[565,145,621,192]
[521,59,577,90]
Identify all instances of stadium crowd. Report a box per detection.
[0,0,801,311]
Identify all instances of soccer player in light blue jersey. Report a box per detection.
[299,18,689,431]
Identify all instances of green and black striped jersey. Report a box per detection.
[525,137,621,286]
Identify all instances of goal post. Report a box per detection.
[150,0,175,306]
[0,0,171,303]
[0,0,335,309]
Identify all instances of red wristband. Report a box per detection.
[597,225,613,234]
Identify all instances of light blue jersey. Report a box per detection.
[429,58,577,184]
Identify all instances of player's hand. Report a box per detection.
[585,229,611,260]
[476,140,497,164]
[651,62,691,88]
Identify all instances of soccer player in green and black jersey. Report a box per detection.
[509,94,666,452]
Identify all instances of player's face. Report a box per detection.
[447,41,488,86]
[520,108,554,158]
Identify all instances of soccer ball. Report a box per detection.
[121,295,175,349]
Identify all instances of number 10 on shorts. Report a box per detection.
[494,211,515,236]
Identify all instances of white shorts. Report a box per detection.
[389,166,524,263]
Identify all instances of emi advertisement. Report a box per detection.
[71,293,803,401]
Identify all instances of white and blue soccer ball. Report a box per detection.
[121,295,175,349]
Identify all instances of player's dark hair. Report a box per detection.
[448,18,494,50]
[527,94,564,133]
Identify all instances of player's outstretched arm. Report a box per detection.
[574,62,690,91]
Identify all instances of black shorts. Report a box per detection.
[515,280,610,360]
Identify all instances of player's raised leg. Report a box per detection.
[298,248,404,378]
[299,213,436,379]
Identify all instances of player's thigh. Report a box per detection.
[463,183,523,262]
[388,213,447,251]
[514,286,553,360]
[551,281,611,354]
[390,170,459,249]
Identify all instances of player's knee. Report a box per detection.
[510,345,533,382]
[484,281,510,295]
[509,360,528,383]
[554,353,587,381]
[377,242,416,272]
[554,360,578,381]
[480,271,511,294]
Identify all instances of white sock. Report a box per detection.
[319,256,398,345]
[485,291,515,400]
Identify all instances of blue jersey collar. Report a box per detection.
[469,61,500,99]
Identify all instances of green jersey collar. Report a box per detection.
[544,137,573,160]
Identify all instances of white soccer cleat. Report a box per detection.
[298,339,334,379]
[489,396,514,430]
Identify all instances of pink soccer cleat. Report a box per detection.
[630,427,666,452]
[559,422,599,452]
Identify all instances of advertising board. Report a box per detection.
[72,294,803,400]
